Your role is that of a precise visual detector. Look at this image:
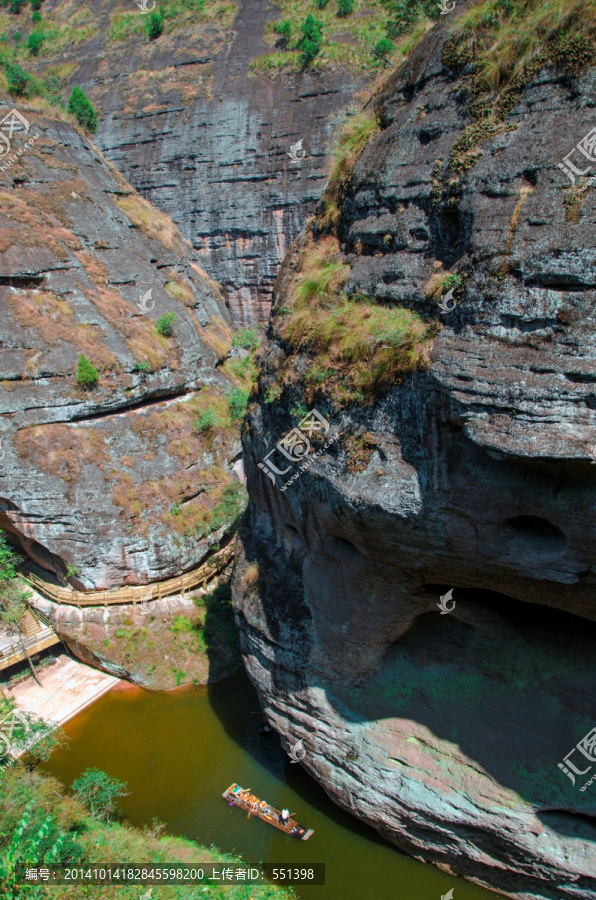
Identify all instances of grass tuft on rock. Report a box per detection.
[277,235,435,401]
[319,110,380,232]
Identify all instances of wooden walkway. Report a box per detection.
[21,543,235,609]
[0,610,61,671]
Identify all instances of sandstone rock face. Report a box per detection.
[0,107,242,589]
[233,21,596,900]
[46,0,363,325]
[29,575,240,690]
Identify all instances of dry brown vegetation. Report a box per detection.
[273,234,436,404]
[14,424,110,484]
[201,314,234,362]
[318,111,381,233]
[109,387,246,538]
[93,288,175,372]
[115,194,186,253]
[7,291,114,372]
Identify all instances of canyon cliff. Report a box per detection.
[16,0,374,325]
[232,13,596,900]
[0,105,244,590]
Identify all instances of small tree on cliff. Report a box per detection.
[0,533,40,685]
[76,353,99,388]
[298,14,324,67]
[373,38,394,66]
[6,64,30,96]
[144,9,163,40]
[68,86,97,133]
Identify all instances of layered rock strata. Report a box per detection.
[0,105,241,588]
[233,18,596,900]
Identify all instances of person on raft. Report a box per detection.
[279,808,290,826]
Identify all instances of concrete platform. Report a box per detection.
[6,654,119,727]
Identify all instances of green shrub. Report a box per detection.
[67,86,97,132]
[337,0,354,17]
[231,326,260,351]
[274,19,291,46]
[193,408,219,433]
[315,0,329,8]
[71,768,128,823]
[30,0,42,10]
[144,9,163,40]
[76,353,99,388]
[373,37,394,64]
[264,384,281,404]
[299,14,323,66]
[209,483,248,533]
[227,386,249,420]
[386,0,438,39]
[155,312,177,337]
[6,63,29,94]
[10,0,25,13]
[27,29,43,54]
[31,9,40,21]
[169,614,194,634]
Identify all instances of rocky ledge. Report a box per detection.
[232,15,596,900]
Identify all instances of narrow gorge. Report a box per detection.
[0,1,595,899]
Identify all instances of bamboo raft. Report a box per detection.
[222,783,314,841]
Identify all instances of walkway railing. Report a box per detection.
[0,626,61,668]
[22,543,235,609]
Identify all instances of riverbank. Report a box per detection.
[41,668,500,900]
[0,765,296,900]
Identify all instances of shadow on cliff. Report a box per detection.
[206,663,409,850]
[239,415,596,836]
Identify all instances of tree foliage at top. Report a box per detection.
[71,768,129,823]
[67,86,97,132]
[380,0,440,40]
[299,13,324,66]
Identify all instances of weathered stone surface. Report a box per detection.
[29,575,241,690]
[233,19,596,900]
[38,0,363,325]
[0,107,241,589]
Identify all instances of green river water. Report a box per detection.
[44,669,503,900]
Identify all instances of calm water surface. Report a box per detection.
[45,669,502,900]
